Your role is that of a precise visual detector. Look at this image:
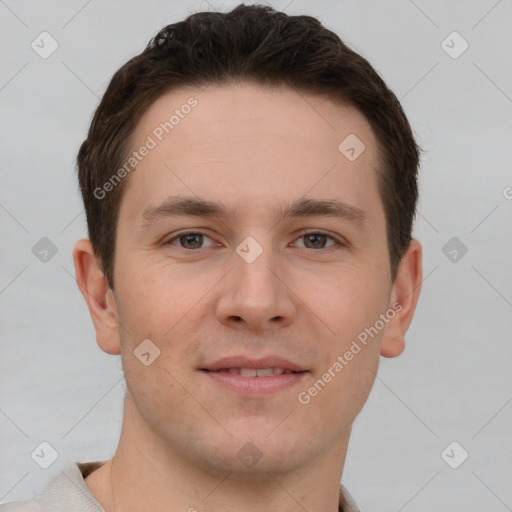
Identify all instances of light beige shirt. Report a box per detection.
[1,460,361,512]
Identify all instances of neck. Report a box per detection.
[85,395,349,512]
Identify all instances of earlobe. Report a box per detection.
[380,238,423,358]
[73,238,121,355]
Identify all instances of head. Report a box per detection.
[74,4,422,477]
[77,4,420,290]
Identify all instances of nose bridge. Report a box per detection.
[215,233,296,329]
[234,234,280,305]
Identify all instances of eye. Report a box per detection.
[163,230,345,251]
[293,231,344,250]
[164,232,218,250]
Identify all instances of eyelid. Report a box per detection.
[291,229,347,248]
[163,230,219,247]
[163,229,347,249]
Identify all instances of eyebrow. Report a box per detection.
[139,196,367,228]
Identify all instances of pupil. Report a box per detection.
[306,234,325,248]
[182,234,202,248]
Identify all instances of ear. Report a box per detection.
[380,238,422,358]
[73,238,121,355]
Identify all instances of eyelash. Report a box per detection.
[163,230,347,251]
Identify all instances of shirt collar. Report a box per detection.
[44,461,360,512]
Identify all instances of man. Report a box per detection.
[2,3,422,511]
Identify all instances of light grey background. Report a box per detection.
[1,1,511,510]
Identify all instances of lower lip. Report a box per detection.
[201,370,308,395]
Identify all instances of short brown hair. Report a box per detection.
[77,3,420,289]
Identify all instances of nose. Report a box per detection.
[214,241,297,331]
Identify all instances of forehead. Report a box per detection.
[120,82,382,226]
[134,82,375,152]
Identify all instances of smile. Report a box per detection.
[205,368,299,376]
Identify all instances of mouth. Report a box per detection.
[200,356,308,395]
[203,367,302,376]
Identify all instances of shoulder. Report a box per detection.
[0,460,107,512]
[339,483,361,512]
[0,499,42,511]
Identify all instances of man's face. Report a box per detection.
[110,82,396,474]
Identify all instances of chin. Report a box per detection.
[192,430,311,477]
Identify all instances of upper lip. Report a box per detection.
[201,356,306,372]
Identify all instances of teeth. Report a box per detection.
[256,368,274,377]
[219,368,293,377]
[240,368,257,377]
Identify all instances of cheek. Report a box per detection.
[300,266,389,343]
[297,326,381,431]
[294,267,388,408]
[114,268,197,413]
[115,257,189,332]
[114,259,210,378]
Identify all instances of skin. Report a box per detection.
[73,82,422,512]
